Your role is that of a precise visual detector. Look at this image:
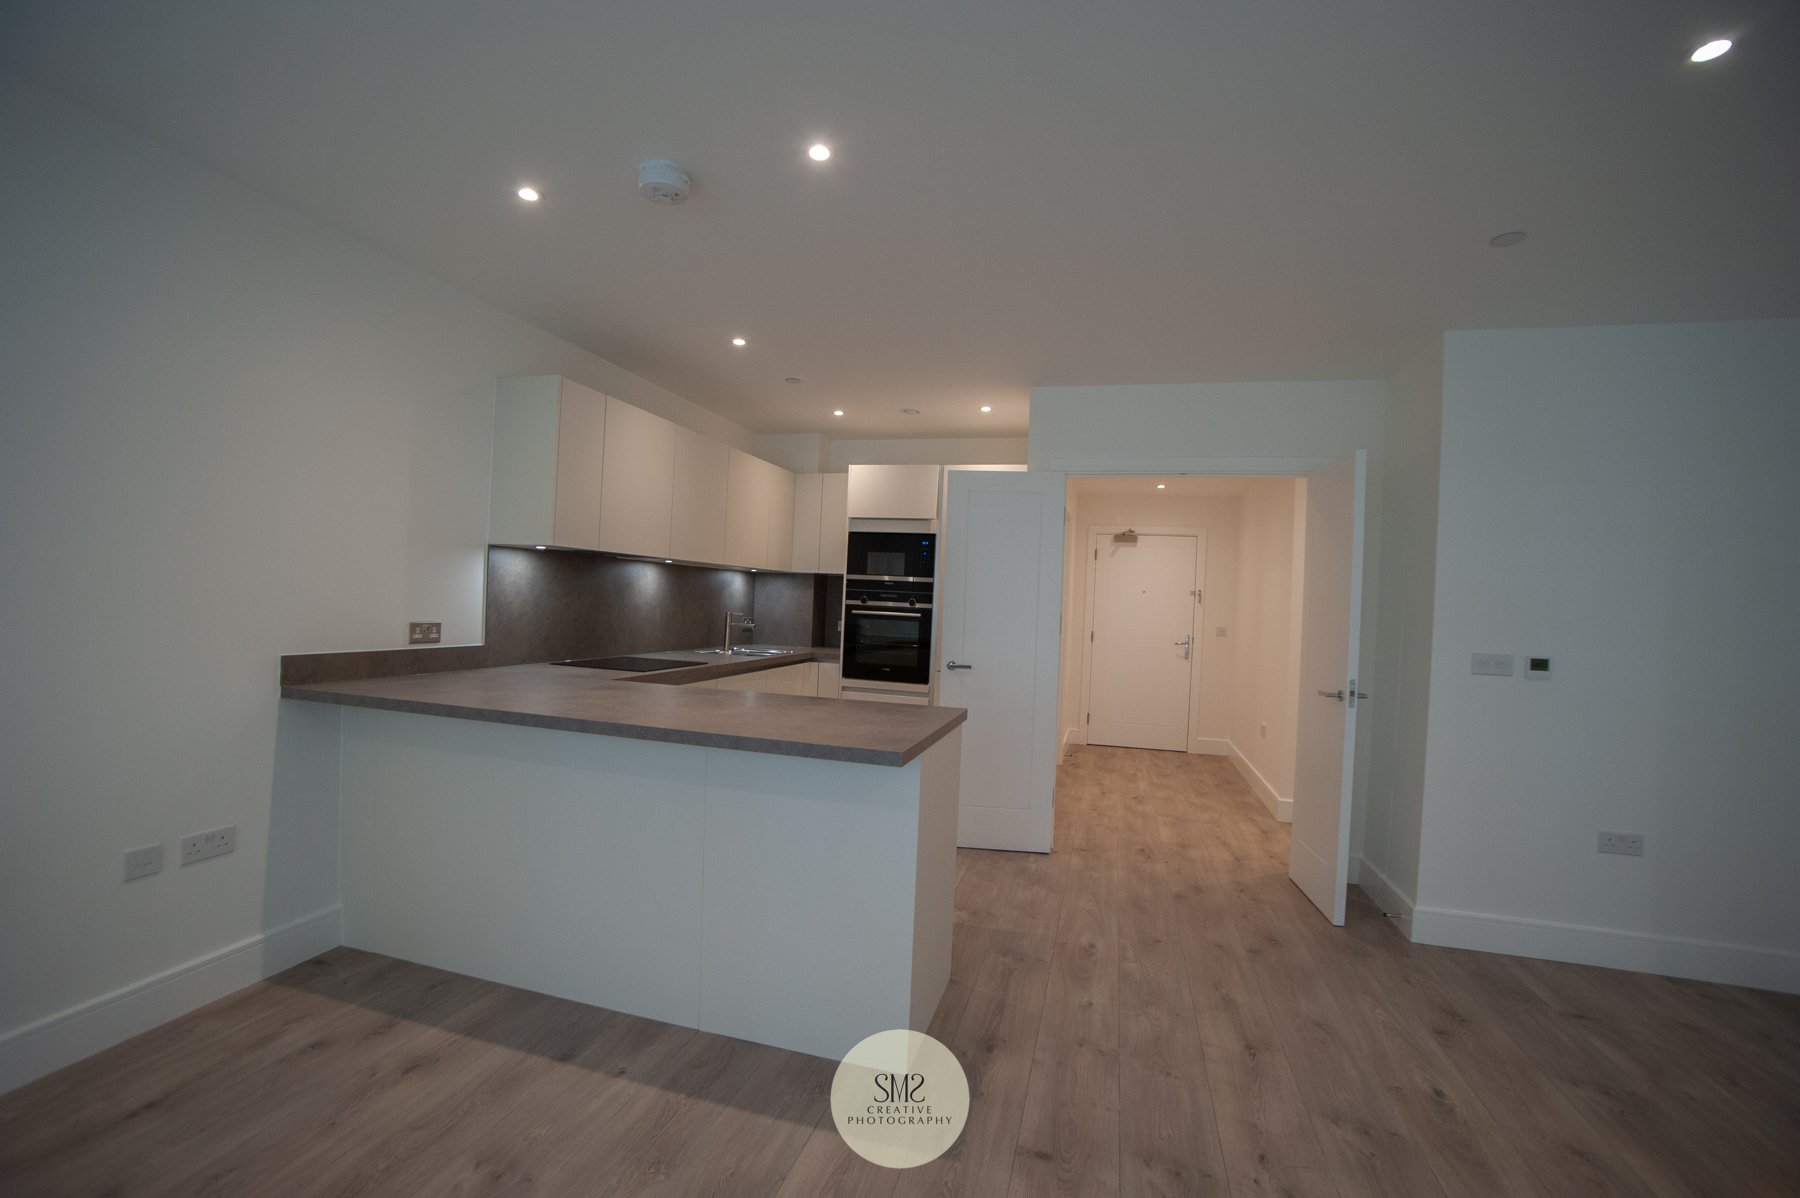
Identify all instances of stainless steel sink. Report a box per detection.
[728,647,792,657]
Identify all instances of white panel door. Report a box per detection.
[938,470,1064,852]
[1085,533,1200,751]
[1290,450,1366,925]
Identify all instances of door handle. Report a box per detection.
[944,660,973,670]
[1317,689,1345,701]
[1175,634,1193,660]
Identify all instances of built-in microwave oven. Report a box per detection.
[845,531,936,581]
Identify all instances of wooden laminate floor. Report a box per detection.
[4,746,1797,1197]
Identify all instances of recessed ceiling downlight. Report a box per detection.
[516,186,541,202]
[901,407,920,415]
[833,409,845,417]
[1156,483,1166,490]
[979,405,993,413]
[808,143,832,162]
[731,337,748,347]
[1488,230,1527,248]
[1690,38,1732,62]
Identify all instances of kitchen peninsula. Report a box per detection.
[282,648,963,1060]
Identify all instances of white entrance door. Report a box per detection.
[1290,450,1367,925]
[938,470,1065,852]
[1084,532,1201,751]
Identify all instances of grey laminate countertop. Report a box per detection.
[280,649,962,767]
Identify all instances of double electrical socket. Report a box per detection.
[180,825,237,866]
[1597,831,1645,857]
[408,621,442,644]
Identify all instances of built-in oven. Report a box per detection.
[841,578,934,694]
[845,531,936,582]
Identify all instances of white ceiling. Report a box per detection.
[5,1,1796,439]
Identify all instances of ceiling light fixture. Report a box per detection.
[833,409,845,417]
[785,377,803,384]
[534,545,547,551]
[1488,230,1527,248]
[901,407,920,415]
[1156,483,1166,490]
[979,405,993,413]
[516,186,541,202]
[1690,38,1732,62]
[808,143,832,162]
[731,337,747,347]
[664,559,674,564]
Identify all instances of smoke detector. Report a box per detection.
[638,160,690,205]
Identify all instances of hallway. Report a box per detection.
[2,748,1796,1196]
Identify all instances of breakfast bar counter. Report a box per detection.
[279,651,963,1060]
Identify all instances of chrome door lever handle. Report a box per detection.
[945,660,973,670]
[1317,689,1345,700]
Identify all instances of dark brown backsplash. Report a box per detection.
[281,547,836,686]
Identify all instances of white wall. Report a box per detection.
[0,75,763,1089]
[1412,320,1800,990]
[1058,489,1242,756]
[1229,479,1306,817]
[826,436,1026,472]
[1358,340,1443,918]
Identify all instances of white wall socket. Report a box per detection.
[124,844,164,882]
[181,825,237,866]
[1597,831,1645,857]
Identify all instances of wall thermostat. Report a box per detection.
[1525,656,1552,679]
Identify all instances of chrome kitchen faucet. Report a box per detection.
[722,610,755,654]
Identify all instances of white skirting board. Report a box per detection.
[1349,855,1415,939]
[1225,741,1292,822]
[0,905,343,1095]
[1408,905,1800,995]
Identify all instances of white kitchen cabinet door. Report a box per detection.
[790,474,823,573]
[490,376,606,550]
[724,449,768,568]
[765,465,796,571]
[817,473,849,573]
[600,397,676,558]
[670,425,729,564]
[815,661,841,698]
[847,464,942,520]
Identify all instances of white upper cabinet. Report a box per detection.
[490,376,607,550]
[846,464,942,520]
[671,425,728,564]
[790,474,823,574]
[792,472,849,574]
[600,396,676,558]
[818,472,849,573]
[725,449,768,568]
[766,466,795,571]
[492,375,793,569]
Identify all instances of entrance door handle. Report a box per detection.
[1317,689,1345,701]
[1175,634,1193,660]
[945,660,973,671]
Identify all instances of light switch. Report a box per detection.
[1471,653,1514,677]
